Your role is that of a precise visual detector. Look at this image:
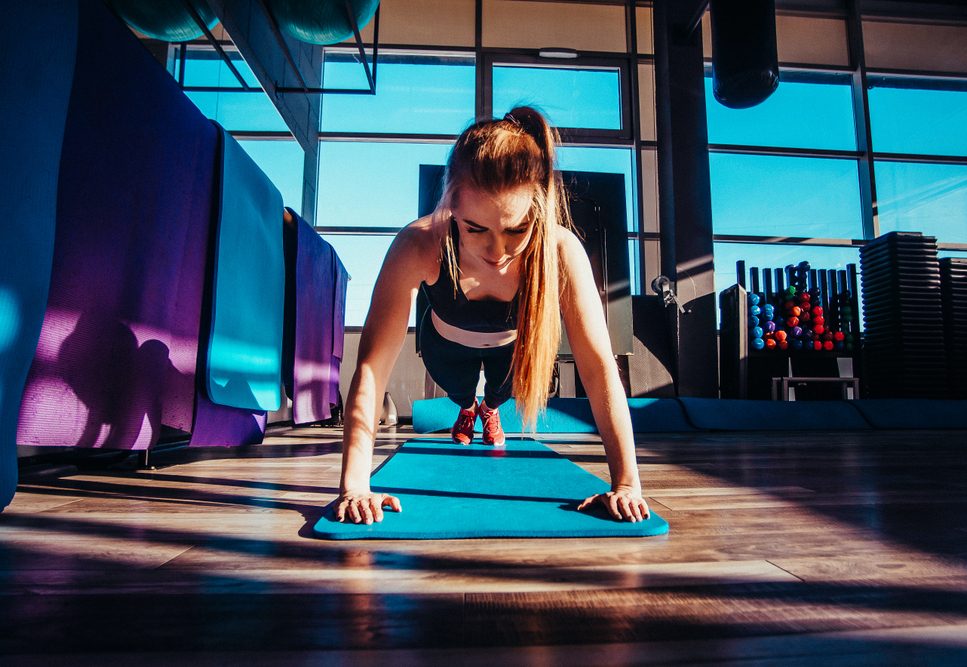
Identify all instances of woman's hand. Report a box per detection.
[577,486,650,522]
[335,491,402,524]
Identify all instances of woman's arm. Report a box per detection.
[558,228,649,522]
[337,224,432,524]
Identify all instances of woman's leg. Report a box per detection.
[481,343,514,409]
[419,316,482,410]
[478,343,514,446]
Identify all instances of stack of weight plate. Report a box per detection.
[941,258,967,398]
[860,231,945,398]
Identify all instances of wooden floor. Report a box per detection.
[3,424,967,664]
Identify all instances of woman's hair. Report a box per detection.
[434,106,572,429]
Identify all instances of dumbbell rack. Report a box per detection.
[940,257,967,399]
[720,261,862,400]
[860,232,946,399]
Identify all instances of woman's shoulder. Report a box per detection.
[390,215,445,281]
[554,224,586,266]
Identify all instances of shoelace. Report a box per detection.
[481,409,501,436]
[455,410,476,432]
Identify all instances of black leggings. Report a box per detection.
[420,316,514,410]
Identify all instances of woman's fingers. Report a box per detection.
[577,492,651,522]
[382,494,403,513]
[336,494,403,524]
[607,494,622,521]
[369,496,384,523]
[347,501,362,524]
[617,495,635,521]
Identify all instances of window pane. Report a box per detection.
[869,86,967,156]
[875,161,967,243]
[326,235,403,327]
[705,76,856,151]
[493,65,622,130]
[714,242,862,327]
[238,140,305,215]
[709,153,864,238]
[317,141,452,227]
[557,146,638,232]
[182,47,260,88]
[186,91,288,132]
[628,239,641,295]
[182,46,286,132]
[321,53,475,135]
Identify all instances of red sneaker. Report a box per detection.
[451,401,477,445]
[479,401,505,447]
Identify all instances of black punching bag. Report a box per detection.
[710,0,779,109]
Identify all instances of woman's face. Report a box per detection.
[451,185,536,271]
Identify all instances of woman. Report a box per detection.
[336,107,649,525]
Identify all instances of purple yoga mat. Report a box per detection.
[18,1,263,450]
[17,1,214,450]
[284,211,348,424]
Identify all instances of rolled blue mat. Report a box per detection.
[850,399,967,429]
[314,438,669,540]
[412,397,695,434]
[678,397,871,431]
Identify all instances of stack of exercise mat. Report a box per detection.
[859,232,946,398]
[1,0,346,511]
[941,258,967,399]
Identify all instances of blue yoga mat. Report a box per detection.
[314,438,669,540]
[1,0,77,510]
[206,125,285,412]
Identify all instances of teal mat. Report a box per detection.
[412,397,694,434]
[206,125,284,411]
[678,397,871,431]
[851,400,967,429]
[314,438,669,540]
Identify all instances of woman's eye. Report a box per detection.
[507,228,528,235]
[466,227,486,234]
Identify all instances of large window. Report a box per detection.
[316,54,474,326]
[869,81,967,247]
[707,68,864,326]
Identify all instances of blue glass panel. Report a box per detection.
[628,239,640,295]
[869,86,967,156]
[238,140,305,214]
[326,234,412,327]
[714,242,862,328]
[557,146,638,232]
[186,91,288,132]
[321,54,475,135]
[317,141,453,227]
[493,66,622,130]
[709,153,864,239]
[706,76,856,151]
[705,76,855,151]
[875,161,967,244]
[183,48,260,88]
